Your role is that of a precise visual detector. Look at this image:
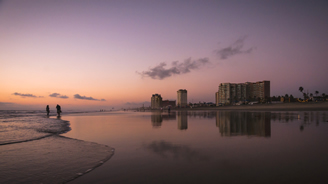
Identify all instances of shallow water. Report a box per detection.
[0,110,114,184]
[0,110,71,145]
[0,135,114,184]
[64,110,328,184]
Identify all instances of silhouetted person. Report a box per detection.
[56,104,61,116]
[46,105,50,116]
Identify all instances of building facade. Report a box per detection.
[177,89,187,107]
[162,100,176,107]
[216,80,270,105]
[151,94,162,109]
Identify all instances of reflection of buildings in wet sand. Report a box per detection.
[151,112,163,127]
[151,112,176,127]
[270,111,326,125]
[162,112,176,121]
[177,111,188,130]
[186,111,216,119]
[216,112,271,137]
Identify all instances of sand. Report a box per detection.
[0,135,114,184]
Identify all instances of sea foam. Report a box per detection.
[0,110,115,184]
[0,110,70,145]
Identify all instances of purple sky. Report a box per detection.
[0,0,327,109]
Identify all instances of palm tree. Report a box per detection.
[299,86,304,99]
[290,94,294,101]
[303,93,307,99]
[315,91,319,96]
[323,93,326,101]
[299,86,304,93]
[257,97,261,103]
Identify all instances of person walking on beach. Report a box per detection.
[46,105,50,116]
[56,104,61,116]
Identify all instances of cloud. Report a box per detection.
[12,92,43,98]
[215,36,254,59]
[138,57,210,80]
[74,94,106,101]
[49,93,69,99]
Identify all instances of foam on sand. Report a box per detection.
[0,115,70,145]
[0,111,115,183]
[0,135,114,183]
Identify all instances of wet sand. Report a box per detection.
[0,113,115,184]
[0,135,114,184]
[63,110,328,184]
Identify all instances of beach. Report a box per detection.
[1,107,328,183]
[0,111,114,184]
[63,110,328,184]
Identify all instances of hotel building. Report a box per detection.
[177,89,187,107]
[216,80,270,105]
[151,94,162,109]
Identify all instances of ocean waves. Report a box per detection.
[0,114,70,145]
[0,110,115,184]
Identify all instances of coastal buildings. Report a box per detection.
[151,94,176,109]
[216,80,270,105]
[245,81,270,101]
[162,100,176,108]
[177,89,187,107]
[151,94,162,109]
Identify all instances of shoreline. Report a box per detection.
[166,102,328,111]
[0,114,115,184]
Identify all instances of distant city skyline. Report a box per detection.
[1,0,328,110]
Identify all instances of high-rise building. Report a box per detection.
[177,89,187,107]
[218,83,231,104]
[215,92,219,105]
[151,94,162,109]
[216,80,270,105]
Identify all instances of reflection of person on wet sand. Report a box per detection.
[56,104,61,116]
[46,105,50,116]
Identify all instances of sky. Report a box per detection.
[1,0,328,110]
